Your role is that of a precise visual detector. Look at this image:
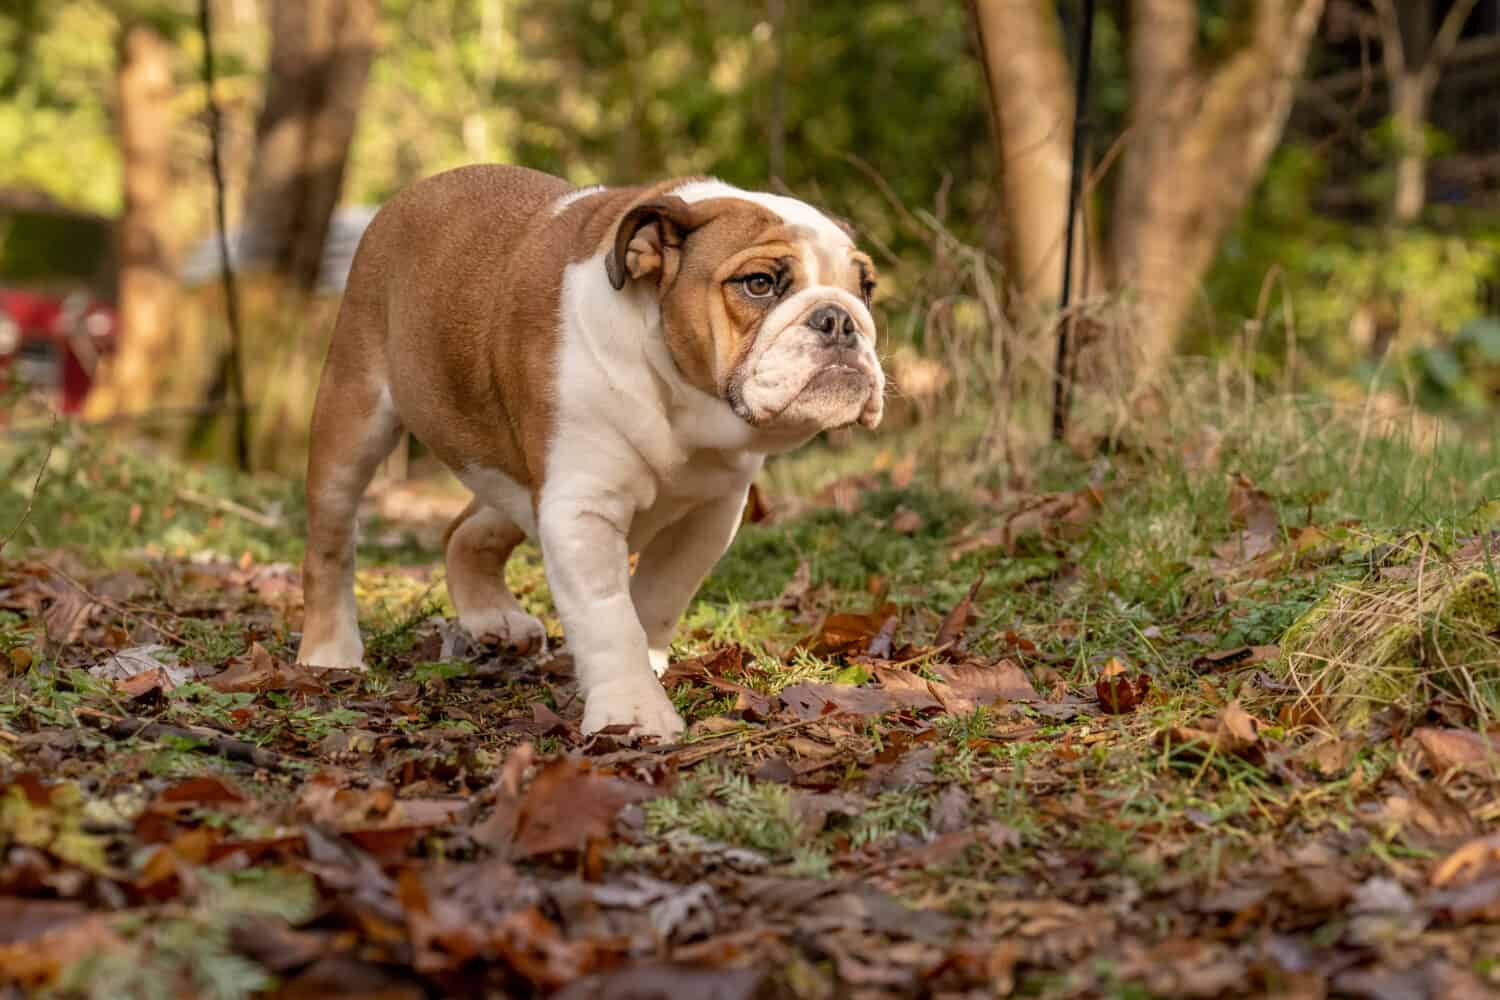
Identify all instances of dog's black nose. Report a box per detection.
[807,303,858,348]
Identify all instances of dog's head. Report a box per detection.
[605,181,884,435]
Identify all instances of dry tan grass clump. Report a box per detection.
[1276,539,1500,729]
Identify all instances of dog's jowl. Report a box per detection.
[297,166,885,740]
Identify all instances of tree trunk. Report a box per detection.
[969,0,1101,308]
[1111,0,1326,376]
[1390,72,1430,223]
[970,0,1321,380]
[1371,0,1478,223]
[84,23,176,420]
[241,0,377,292]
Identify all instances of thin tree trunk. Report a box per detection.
[241,0,377,292]
[84,23,176,420]
[969,0,1100,307]
[1390,72,1430,223]
[1372,0,1479,224]
[1111,0,1325,376]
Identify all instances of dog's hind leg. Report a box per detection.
[444,499,548,655]
[297,363,403,669]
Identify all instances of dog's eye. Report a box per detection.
[739,273,777,299]
[860,279,876,306]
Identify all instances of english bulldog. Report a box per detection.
[296,165,885,740]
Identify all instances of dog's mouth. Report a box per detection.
[726,381,758,425]
[805,362,865,386]
[727,360,877,430]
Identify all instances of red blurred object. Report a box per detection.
[0,287,118,416]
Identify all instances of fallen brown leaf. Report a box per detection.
[510,756,657,860]
[780,680,939,720]
[660,645,745,688]
[514,702,574,740]
[804,605,900,659]
[930,784,972,834]
[934,575,984,650]
[1216,472,1280,561]
[0,902,124,989]
[1411,727,1500,777]
[1158,701,1264,761]
[1431,833,1500,889]
[270,956,426,1000]
[863,741,937,794]
[157,775,247,806]
[491,907,600,990]
[1095,658,1150,714]
[1226,472,1277,533]
[41,580,95,645]
[553,963,765,1000]
[89,645,192,693]
[208,642,327,694]
[1299,737,1359,778]
[865,615,899,659]
[5,646,32,674]
[929,659,1038,712]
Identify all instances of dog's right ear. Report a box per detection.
[606,196,703,292]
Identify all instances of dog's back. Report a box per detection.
[320,165,575,485]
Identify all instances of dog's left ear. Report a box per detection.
[606,196,703,292]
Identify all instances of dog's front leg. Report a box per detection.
[538,496,686,740]
[631,487,751,678]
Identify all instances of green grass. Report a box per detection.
[4,388,1496,749]
[8,386,1494,734]
[645,764,806,857]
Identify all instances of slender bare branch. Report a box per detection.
[1368,0,1406,78]
[1423,0,1480,87]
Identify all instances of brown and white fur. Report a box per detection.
[297,165,884,740]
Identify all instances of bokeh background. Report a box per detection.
[1,0,1498,476]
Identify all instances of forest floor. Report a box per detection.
[1,396,1498,999]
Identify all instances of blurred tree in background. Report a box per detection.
[243,0,377,292]
[82,16,177,420]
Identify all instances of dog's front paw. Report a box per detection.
[296,634,367,670]
[460,608,548,656]
[581,679,685,742]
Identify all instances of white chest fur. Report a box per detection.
[461,256,765,552]
[541,257,765,534]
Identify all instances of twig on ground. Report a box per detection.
[41,561,207,654]
[176,487,281,529]
[74,706,300,772]
[0,415,57,558]
[886,641,955,671]
[656,715,829,765]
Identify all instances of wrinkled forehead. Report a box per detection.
[670,179,857,283]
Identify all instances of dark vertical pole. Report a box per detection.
[1051,0,1096,442]
[199,0,251,472]
[768,0,787,185]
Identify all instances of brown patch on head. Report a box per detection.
[604,194,778,394]
[603,192,877,404]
